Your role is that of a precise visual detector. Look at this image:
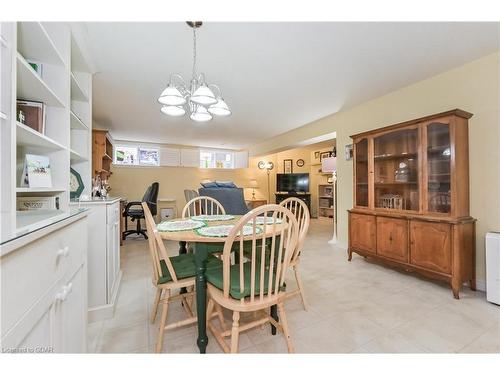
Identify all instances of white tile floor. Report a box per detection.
[89,219,500,353]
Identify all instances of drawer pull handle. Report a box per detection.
[57,246,70,258]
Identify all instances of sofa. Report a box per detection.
[198,186,250,215]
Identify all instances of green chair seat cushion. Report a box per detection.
[158,253,222,284]
[205,261,277,299]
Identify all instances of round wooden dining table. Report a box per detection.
[157,215,284,353]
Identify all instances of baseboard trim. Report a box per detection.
[475,279,486,292]
[88,270,123,323]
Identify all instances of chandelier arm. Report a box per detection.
[208,84,222,98]
[169,73,186,87]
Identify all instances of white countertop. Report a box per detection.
[69,197,122,206]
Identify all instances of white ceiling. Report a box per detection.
[85,22,499,149]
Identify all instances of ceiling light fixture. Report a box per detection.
[158,21,231,122]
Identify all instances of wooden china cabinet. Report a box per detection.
[348,109,476,298]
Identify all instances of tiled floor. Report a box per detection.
[89,219,500,353]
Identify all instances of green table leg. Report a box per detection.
[179,241,188,295]
[194,243,209,353]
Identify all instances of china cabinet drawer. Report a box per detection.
[0,218,86,335]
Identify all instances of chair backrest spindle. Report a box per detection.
[182,196,226,218]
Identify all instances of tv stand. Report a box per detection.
[275,192,311,213]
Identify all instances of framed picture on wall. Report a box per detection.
[283,159,293,174]
[314,151,320,160]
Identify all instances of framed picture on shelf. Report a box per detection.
[345,144,354,161]
[17,100,45,134]
[283,159,293,174]
[20,154,52,188]
[320,151,330,161]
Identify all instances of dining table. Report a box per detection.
[157,214,284,353]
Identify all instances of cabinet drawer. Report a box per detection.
[376,217,408,262]
[410,221,452,274]
[1,218,86,336]
[349,213,376,253]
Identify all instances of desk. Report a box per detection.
[158,215,284,353]
[157,198,177,222]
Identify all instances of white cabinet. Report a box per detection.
[71,198,122,322]
[1,213,88,353]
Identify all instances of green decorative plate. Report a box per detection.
[195,224,262,238]
[254,216,282,225]
[70,167,84,199]
[191,214,235,222]
[157,219,206,232]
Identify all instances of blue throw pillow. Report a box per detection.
[200,181,218,188]
[215,181,237,188]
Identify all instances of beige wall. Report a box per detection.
[250,52,500,283]
[110,142,335,219]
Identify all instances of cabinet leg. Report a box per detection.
[469,279,476,291]
[348,249,352,261]
[451,278,460,299]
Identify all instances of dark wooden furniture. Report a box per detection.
[348,109,476,299]
[92,129,113,178]
[275,193,311,213]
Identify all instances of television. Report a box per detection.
[276,173,310,193]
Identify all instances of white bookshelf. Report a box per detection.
[318,183,334,219]
[0,22,93,242]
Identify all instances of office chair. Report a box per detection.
[122,182,159,240]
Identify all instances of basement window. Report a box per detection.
[114,145,159,166]
[200,150,234,169]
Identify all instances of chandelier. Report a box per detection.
[158,21,231,122]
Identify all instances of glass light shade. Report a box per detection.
[161,105,185,116]
[158,86,187,106]
[208,98,231,116]
[190,85,217,105]
[190,106,212,122]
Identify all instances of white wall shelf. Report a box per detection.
[16,187,66,194]
[70,149,87,162]
[70,73,88,102]
[16,122,66,151]
[16,53,64,107]
[70,110,88,130]
[17,22,66,67]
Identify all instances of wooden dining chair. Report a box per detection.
[181,196,226,218]
[142,203,225,353]
[279,197,311,311]
[205,204,300,353]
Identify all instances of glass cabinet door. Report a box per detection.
[373,127,419,211]
[354,138,369,207]
[426,121,451,213]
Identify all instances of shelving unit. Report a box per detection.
[0,22,93,242]
[318,184,334,219]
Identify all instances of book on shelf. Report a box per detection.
[25,59,43,78]
[17,100,46,134]
[20,154,52,188]
[17,196,60,211]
